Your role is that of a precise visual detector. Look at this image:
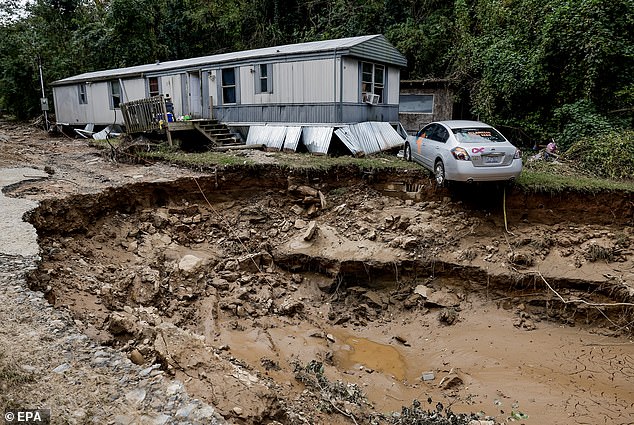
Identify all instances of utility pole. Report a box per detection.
[38,55,49,131]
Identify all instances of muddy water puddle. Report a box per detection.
[333,334,408,381]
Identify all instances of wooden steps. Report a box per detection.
[192,120,242,147]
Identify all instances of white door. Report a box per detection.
[188,72,202,118]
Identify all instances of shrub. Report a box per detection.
[564,130,634,180]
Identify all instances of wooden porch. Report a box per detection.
[120,95,245,148]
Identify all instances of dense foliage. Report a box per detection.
[565,130,634,180]
[0,0,632,148]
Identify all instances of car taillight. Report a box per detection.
[513,149,521,159]
[451,147,471,161]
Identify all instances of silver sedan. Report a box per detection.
[404,120,523,185]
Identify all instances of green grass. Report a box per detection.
[141,149,255,167]
[94,139,634,193]
[517,158,634,193]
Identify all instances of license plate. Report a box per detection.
[484,155,502,164]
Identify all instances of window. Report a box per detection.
[422,124,449,143]
[221,68,236,104]
[78,83,87,104]
[399,94,433,113]
[255,64,272,94]
[109,80,121,109]
[361,62,385,104]
[148,77,159,97]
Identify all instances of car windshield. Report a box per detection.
[453,127,506,143]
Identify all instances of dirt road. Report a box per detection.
[1,121,633,424]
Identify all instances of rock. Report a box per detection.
[362,290,387,308]
[294,219,307,229]
[414,284,430,298]
[277,298,305,316]
[236,251,273,273]
[178,254,203,272]
[426,288,460,308]
[303,220,318,241]
[439,371,463,390]
[108,312,138,335]
[52,363,71,374]
[290,205,304,216]
[232,406,243,416]
[125,388,147,405]
[394,335,410,346]
[439,308,458,325]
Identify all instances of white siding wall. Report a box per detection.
[386,67,400,104]
[54,78,149,125]
[238,58,336,105]
[342,57,360,103]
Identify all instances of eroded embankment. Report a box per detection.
[23,165,634,425]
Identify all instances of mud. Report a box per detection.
[20,165,634,425]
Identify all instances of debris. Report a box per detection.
[393,335,410,346]
[304,221,318,241]
[421,371,435,381]
[439,308,459,325]
[439,370,464,390]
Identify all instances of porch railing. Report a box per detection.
[120,95,173,145]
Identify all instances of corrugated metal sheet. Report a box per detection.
[334,127,364,157]
[349,122,382,155]
[337,122,405,156]
[302,127,333,155]
[53,35,405,86]
[284,127,302,152]
[246,125,287,150]
[246,121,403,156]
[371,122,404,150]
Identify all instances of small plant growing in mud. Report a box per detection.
[585,243,616,262]
[293,360,370,421]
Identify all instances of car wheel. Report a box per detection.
[404,143,412,161]
[434,160,446,187]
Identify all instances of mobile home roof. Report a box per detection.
[52,34,407,86]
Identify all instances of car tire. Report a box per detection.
[404,143,412,161]
[434,160,446,187]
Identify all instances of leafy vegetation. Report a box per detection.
[0,0,631,144]
[565,130,634,180]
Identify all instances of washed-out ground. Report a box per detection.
[1,121,633,425]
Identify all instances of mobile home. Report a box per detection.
[51,34,408,154]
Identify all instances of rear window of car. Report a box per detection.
[453,128,506,143]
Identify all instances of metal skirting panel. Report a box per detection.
[302,127,334,155]
[371,121,405,150]
[246,125,287,150]
[215,104,337,124]
[284,126,302,152]
[333,127,364,156]
[213,103,399,125]
[245,121,404,156]
[336,121,405,156]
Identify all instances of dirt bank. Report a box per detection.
[1,122,633,424]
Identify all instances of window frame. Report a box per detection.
[221,68,237,104]
[399,94,434,114]
[361,62,385,104]
[78,83,88,105]
[148,77,160,97]
[255,63,273,94]
[109,80,121,109]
